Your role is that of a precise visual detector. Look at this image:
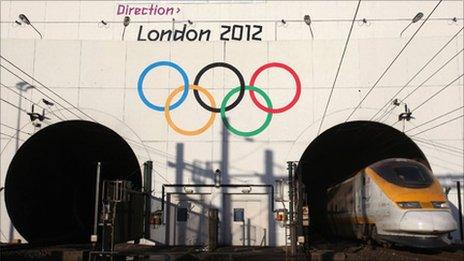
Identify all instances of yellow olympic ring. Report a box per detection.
[164,85,216,136]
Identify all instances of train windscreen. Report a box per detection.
[371,159,433,188]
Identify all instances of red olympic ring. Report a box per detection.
[249,62,301,114]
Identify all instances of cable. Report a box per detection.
[0,62,81,121]
[0,132,15,139]
[0,64,82,120]
[378,46,464,126]
[410,114,463,137]
[1,83,46,110]
[152,168,172,185]
[0,56,96,122]
[0,98,28,113]
[402,49,463,102]
[0,123,32,135]
[426,153,463,168]
[2,69,161,163]
[375,103,394,121]
[386,72,462,128]
[413,139,463,156]
[121,161,171,185]
[1,83,169,163]
[378,48,463,124]
[376,104,397,122]
[317,0,361,135]
[1,17,461,25]
[45,104,67,121]
[413,137,463,154]
[411,74,463,112]
[345,0,444,122]
[406,106,464,133]
[370,27,464,121]
[1,54,322,173]
[0,83,65,121]
[2,66,157,160]
[0,132,26,142]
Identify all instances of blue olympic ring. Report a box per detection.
[137,61,189,112]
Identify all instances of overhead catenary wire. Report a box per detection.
[0,93,203,170]
[413,136,463,155]
[345,0,444,122]
[406,106,464,133]
[387,73,463,129]
[317,0,361,135]
[0,73,167,165]
[376,103,398,122]
[3,13,459,172]
[364,125,463,164]
[401,49,463,103]
[0,83,46,110]
[1,17,461,25]
[426,153,464,168]
[0,61,169,160]
[378,48,464,124]
[0,60,182,219]
[0,98,28,113]
[0,83,65,121]
[0,61,84,121]
[427,162,462,172]
[411,74,464,113]
[1,78,173,163]
[0,132,26,142]
[413,140,463,157]
[0,64,83,120]
[0,56,97,122]
[0,132,16,139]
[0,123,32,136]
[46,104,67,121]
[151,168,172,185]
[410,114,463,137]
[365,73,463,154]
[370,27,464,121]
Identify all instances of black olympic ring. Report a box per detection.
[193,62,246,113]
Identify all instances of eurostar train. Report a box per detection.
[326,158,457,248]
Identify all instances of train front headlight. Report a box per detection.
[397,201,421,209]
[432,201,448,209]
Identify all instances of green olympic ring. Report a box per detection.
[220,85,273,137]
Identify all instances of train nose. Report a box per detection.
[399,210,457,234]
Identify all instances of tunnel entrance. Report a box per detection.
[5,120,142,244]
[297,121,429,236]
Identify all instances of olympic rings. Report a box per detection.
[137,61,189,112]
[221,86,273,137]
[137,61,300,136]
[164,85,216,136]
[193,62,246,113]
[249,62,301,113]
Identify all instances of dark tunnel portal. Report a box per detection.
[297,121,429,235]
[5,120,142,244]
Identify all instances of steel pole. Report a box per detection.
[457,181,463,241]
[92,162,101,241]
[143,160,153,239]
[287,161,297,256]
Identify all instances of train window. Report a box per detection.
[372,160,433,188]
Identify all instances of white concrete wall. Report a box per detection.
[0,0,463,244]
